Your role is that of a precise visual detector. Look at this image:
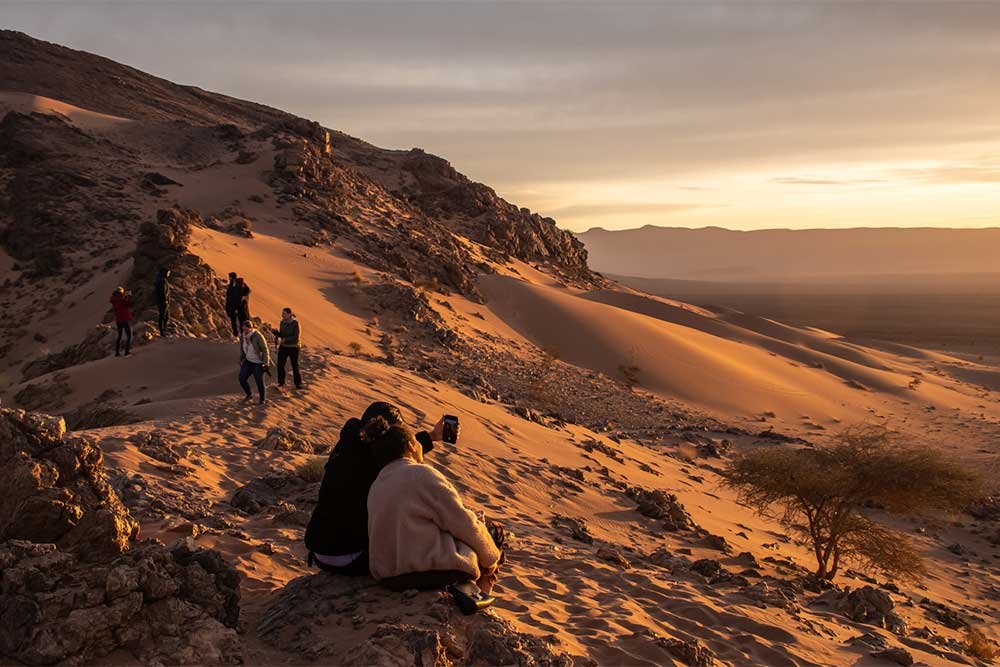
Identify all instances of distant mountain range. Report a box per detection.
[576,225,1000,282]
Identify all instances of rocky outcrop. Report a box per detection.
[0,538,241,666]
[0,409,243,665]
[255,426,323,454]
[399,149,596,285]
[21,325,117,381]
[257,573,571,666]
[0,408,138,559]
[129,208,231,338]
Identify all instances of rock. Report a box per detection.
[837,586,907,635]
[626,486,695,531]
[131,430,190,464]
[871,647,914,665]
[968,495,1000,520]
[653,636,716,666]
[0,408,138,560]
[921,599,967,629]
[230,473,317,515]
[552,515,594,544]
[739,581,798,609]
[256,426,319,453]
[129,208,232,338]
[846,632,889,651]
[0,539,241,665]
[596,546,630,569]
[21,325,117,381]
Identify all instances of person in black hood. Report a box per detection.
[304,401,455,575]
[154,267,171,336]
[224,273,242,337]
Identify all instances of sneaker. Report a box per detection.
[241,394,253,403]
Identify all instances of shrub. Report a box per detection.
[965,627,998,662]
[296,458,326,483]
[347,341,363,356]
[722,424,981,581]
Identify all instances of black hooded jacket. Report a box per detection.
[304,405,434,558]
[154,269,170,305]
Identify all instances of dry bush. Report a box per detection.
[347,341,363,356]
[296,457,326,483]
[965,627,998,662]
[619,364,641,390]
[722,424,981,581]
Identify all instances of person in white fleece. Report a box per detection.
[366,418,504,593]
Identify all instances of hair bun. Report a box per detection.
[360,415,391,443]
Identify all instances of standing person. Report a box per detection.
[154,267,171,336]
[236,277,252,330]
[109,286,133,357]
[238,319,269,404]
[271,307,302,389]
[225,273,241,337]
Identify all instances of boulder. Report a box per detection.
[0,408,138,560]
[871,646,914,665]
[255,426,319,454]
[0,538,241,665]
[837,586,907,636]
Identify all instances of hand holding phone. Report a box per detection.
[442,414,459,444]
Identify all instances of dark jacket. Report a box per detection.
[272,317,301,348]
[154,270,170,305]
[304,418,434,559]
[225,281,241,314]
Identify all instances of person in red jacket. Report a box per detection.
[110,286,133,357]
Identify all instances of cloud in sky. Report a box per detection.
[6,2,1000,230]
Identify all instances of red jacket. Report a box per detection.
[110,293,132,323]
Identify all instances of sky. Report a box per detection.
[6,1,1000,232]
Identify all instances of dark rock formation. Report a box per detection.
[552,515,594,544]
[0,538,241,666]
[256,426,321,454]
[870,646,914,666]
[21,325,117,381]
[129,208,231,337]
[0,408,138,559]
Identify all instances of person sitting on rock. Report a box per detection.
[303,402,448,576]
[238,319,269,404]
[270,307,302,389]
[110,286,133,357]
[225,272,241,337]
[366,418,504,593]
[154,267,171,336]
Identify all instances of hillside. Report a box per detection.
[577,225,1000,282]
[2,31,999,667]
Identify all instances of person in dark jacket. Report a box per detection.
[303,402,454,575]
[239,319,270,404]
[109,286,133,357]
[154,267,171,336]
[224,273,241,337]
[236,278,251,330]
[271,307,302,389]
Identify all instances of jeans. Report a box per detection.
[157,301,169,336]
[227,310,239,337]
[277,347,302,387]
[239,361,265,401]
[115,321,132,356]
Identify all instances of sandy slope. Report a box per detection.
[0,91,131,129]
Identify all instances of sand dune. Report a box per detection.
[0,90,130,129]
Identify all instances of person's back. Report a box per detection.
[368,457,500,586]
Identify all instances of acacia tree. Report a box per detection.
[722,425,980,581]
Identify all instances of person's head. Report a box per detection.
[281,307,293,321]
[361,401,403,427]
[228,272,237,282]
[237,277,245,286]
[362,417,422,468]
[241,320,255,335]
[114,286,124,295]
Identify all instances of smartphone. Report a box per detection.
[443,414,459,444]
[447,581,494,615]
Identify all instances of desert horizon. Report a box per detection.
[1,6,999,667]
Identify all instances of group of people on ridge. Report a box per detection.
[305,402,505,598]
[108,270,304,406]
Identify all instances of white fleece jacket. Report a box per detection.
[367,458,501,581]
